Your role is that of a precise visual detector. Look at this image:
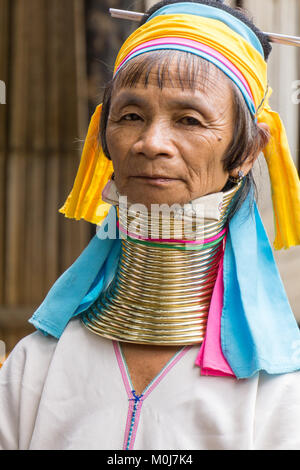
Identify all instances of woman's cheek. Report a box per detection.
[107,124,139,156]
[106,126,126,160]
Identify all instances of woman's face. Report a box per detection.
[106,58,235,208]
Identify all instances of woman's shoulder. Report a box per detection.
[254,370,300,449]
[0,317,112,385]
[0,328,58,385]
[255,369,300,413]
[258,369,300,387]
[16,328,58,356]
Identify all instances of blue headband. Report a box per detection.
[147,2,264,57]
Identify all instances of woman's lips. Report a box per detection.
[131,175,181,186]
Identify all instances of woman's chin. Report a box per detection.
[121,186,189,209]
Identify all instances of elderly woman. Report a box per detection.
[1,0,300,451]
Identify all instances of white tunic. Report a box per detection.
[0,318,300,450]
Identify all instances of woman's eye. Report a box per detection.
[121,113,142,121]
[180,116,201,126]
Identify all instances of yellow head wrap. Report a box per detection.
[59,11,300,250]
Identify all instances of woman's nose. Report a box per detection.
[132,120,175,159]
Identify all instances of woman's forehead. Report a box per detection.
[109,74,234,127]
[113,50,231,94]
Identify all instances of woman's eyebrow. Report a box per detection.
[111,91,213,118]
[111,91,148,110]
[168,97,212,118]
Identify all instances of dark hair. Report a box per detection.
[100,0,272,219]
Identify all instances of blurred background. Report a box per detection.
[0,0,299,361]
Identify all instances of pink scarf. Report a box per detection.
[195,253,235,377]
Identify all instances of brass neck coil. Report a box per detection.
[81,184,241,345]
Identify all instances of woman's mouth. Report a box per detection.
[131,175,181,186]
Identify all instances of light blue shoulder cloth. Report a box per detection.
[29,207,121,339]
[221,194,300,378]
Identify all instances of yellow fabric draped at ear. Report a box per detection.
[258,96,300,250]
[59,104,113,225]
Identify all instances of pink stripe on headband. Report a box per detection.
[115,37,254,102]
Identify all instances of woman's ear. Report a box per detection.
[230,122,271,179]
[257,122,271,151]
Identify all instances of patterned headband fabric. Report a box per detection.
[146,2,264,56]
[59,2,300,250]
